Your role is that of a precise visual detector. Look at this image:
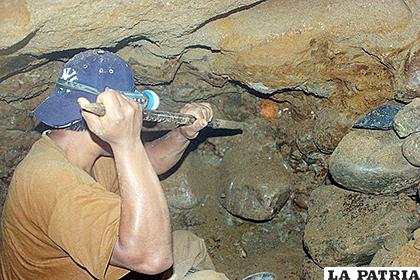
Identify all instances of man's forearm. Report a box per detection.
[144,128,191,175]
[110,142,173,274]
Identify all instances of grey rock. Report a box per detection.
[329,129,420,194]
[0,181,8,215]
[301,256,323,280]
[0,131,40,185]
[304,185,417,267]
[161,171,203,211]
[353,104,403,130]
[219,144,291,221]
[161,150,220,211]
[402,132,420,167]
[394,98,420,138]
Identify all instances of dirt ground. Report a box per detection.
[173,197,306,280]
[123,195,305,280]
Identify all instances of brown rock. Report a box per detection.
[312,107,352,154]
[329,130,420,194]
[0,130,40,186]
[394,98,420,138]
[402,132,420,167]
[2,0,418,103]
[396,50,420,101]
[197,0,418,97]
[304,185,417,267]
[301,256,323,280]
[117,47,182,86]
[0,0,259,54]
[0,60,62,104]
[392,229,420,267]
[219,142,291,221]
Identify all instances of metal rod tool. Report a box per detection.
[80,103,243,130]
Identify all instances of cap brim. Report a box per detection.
[32,94,84,128]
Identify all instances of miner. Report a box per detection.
[0,49,228,280]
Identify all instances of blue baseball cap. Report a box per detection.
[32,49,136,128]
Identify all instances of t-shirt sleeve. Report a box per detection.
[93,157,120,194]
[49,184,120,279]
[33,162,122,279]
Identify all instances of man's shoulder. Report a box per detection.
[13,137,90,191]
[16,143,74,177]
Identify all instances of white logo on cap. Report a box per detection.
[61,68,78,82]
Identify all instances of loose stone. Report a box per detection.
[329,129,420,194]
[394,98,420,138]
[304,185,417,267]
[219,144,291,221]
[402,132,420,167]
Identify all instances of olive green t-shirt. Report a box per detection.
[0,134,129,279]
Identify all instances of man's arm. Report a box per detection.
[144,103,213,175]
[79,91,172,275]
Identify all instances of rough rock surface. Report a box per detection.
[392,228,420,267]
[369,230,409,266]
[194,0,419,95]
[0,1,419,277]
[218,128,291,221]
[159,142,222,211]
[402,132,420,167]
[0,0,258,54]
[161,167,204,212]
[394,98,420,138]
[396,50,420,101]
[329,129,420,194]
[1,0,419,194]
[301,257,323,280]
[304,185,417,267]
[312,107,353,154]
[0,61,62,204]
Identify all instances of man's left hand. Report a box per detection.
[178,103,213,140]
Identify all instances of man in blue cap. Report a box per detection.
[0,50,228,280]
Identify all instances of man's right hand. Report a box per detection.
[77,89,143,148]
[80,90,173,274]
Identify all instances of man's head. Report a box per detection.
[33,50,136,129]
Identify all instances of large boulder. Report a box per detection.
[329,129,420,194]
[218,126,291,221]
[219,146,291,221]
[304,185,417,267]
[160,148,221,212]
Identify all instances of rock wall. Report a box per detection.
[1,0,418,185]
